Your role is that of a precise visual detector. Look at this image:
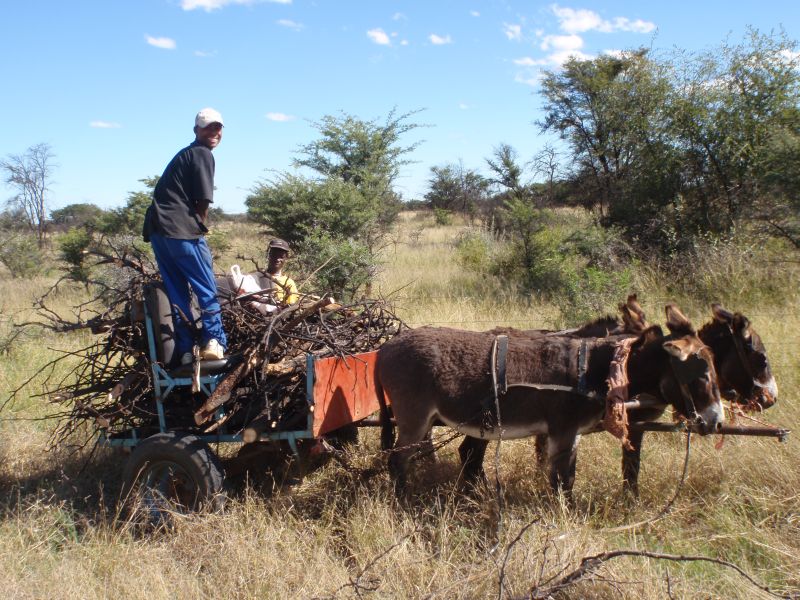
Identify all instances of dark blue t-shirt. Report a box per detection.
[147,141,215,240]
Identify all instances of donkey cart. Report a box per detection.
[101,281,387,517]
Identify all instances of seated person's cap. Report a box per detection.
[268,239,291,252]
[195,107,224,128]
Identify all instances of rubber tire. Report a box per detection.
[121,431,226,519]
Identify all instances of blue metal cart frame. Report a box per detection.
[98,288,317,458]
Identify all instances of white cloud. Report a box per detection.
[392,12,406,21]
[470,10,480,17]
[540,33,583,52]
[779,49,800,63]
[551,6,602,33]
[551,5,655,34]
[603,49,624,58]
[90,121,121,129]
[400,39,409,46]
[266,112,295,122]
[367,28,391,45]
[429,33,452,45]
[145,35,176,49]
[610,17,656,33]
[503,23,522,41]
[181,0,290,11]
[458,102,470,110]
[277,19,303,31]
[514,71,546,86]
[194,49,217,57]
[513,56,547,66]
[547,49,593,66]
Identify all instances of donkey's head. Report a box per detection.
[628,305,724,434]
[699,304,778,409]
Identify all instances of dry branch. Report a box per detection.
[520,548,796,599]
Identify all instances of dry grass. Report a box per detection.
[0,214,798,599]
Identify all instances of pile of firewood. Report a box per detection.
[4,239,405,450]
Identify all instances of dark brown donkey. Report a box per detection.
[619,303,778,494]
[376,306,724,496]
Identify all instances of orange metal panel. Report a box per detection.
[312,350,381,437]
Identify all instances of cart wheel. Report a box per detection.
[121,431,225,521]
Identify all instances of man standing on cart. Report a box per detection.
[142,107,228,365]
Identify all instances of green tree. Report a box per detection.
[248,109,425,298]
[100,176,158,236]
[539,49,677,228]
[668,29,800,237]
[424,161,489,218]
[50,203,107,229]
[295,109,423,195]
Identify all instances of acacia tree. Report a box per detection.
[294,108,425,234]
[538,49,675,223]
[248,108,425,299]
[1,143,56,247]
[668,29,800,236]
[425,161,490,219]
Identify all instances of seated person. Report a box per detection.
[264,238,299,305]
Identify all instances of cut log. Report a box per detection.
[107,372,140,402]
[194,353,258,425]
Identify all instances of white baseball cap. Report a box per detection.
[195,107,224,128]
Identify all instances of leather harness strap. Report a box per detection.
[503,337,600,403]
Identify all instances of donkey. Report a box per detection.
[376,305,724,496]
[699,304,777,409]
[619,303,778,495]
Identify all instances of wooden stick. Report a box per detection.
[282,297,335,330]
[629,421,790,441]
[193,354,256,425]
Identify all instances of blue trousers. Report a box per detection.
[150,233,227,356]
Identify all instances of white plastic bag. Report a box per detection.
[227,265,278,315]
[227,264,261,295]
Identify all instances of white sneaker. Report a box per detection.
[180,352,193,365]
[201,339,225,360]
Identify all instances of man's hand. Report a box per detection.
[196,199,210,223]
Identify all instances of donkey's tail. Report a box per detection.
[375,361,395,451]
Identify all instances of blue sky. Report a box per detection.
[2,0,798,214]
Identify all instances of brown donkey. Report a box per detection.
[619,303,778,494]
[376,305,724,496]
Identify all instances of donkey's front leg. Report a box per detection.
[458,436,489,487]
[622,429,645,497]
[547,431,581,499]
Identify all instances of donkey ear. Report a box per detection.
[620,304,647,334]
[627,294,648,323]
[663,338,693,361]
[712,303,734,324]
[733,313,752,340]
[665,304,694,335]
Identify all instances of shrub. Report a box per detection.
[455,230,491,271]
[0,234,45,278]
[491,205,636,324]
[293,230,375,302]
[58,227,93,283]
[433,208,452,226]
[206,229,232,262]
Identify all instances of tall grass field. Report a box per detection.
[0,211,798,599]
